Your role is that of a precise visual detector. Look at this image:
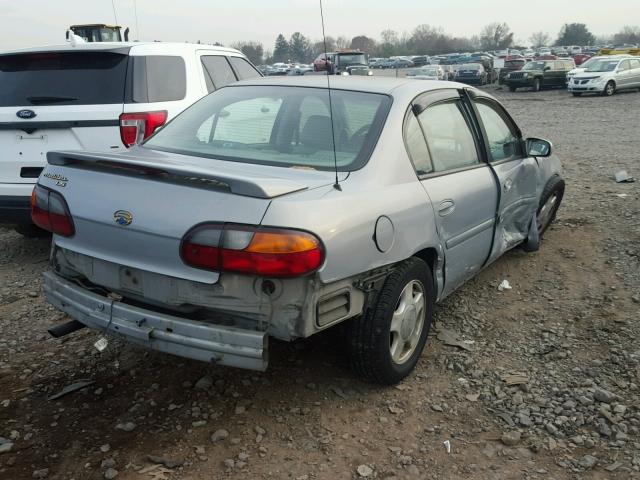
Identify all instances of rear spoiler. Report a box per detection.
[47,151,308,199]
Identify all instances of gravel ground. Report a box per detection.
[1,86,639,480]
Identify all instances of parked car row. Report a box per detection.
[501,53,640,97]
[258,63,313,76]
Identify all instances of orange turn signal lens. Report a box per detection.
[246,231,320,254]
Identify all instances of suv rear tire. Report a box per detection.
[508,86,517,92]
[572,92,582,97]
[346,258,434,385]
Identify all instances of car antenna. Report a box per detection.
[319,0,341,191]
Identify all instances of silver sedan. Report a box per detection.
[38,76,565,384]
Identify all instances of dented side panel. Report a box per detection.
[487,156,539,263]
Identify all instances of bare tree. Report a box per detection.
[529,31,551,48]
[335,36,350,49]
[613,25,640,45]
[380,29,399,46]
[350,35,376,53]
[408,24,445,55]
[479,22,514,50]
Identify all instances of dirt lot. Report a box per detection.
[1,86,639,480]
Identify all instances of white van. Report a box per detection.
[0,42,261,235]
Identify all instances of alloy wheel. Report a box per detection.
[389,280,426,365]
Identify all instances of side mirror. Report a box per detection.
[526,138,552,157]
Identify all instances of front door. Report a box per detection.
[470,95,538,263]
[409,90,498,296]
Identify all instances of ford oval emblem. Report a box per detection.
[16,109,37,119]
[113,210,133,226]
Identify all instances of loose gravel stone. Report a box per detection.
[210,429,229,442]
[501,431,521,446]
[357,464,373,477]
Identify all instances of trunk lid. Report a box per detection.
[41,148,344,284]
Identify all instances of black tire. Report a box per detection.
[537,176,565,237]
[521,176,565,252]
[572,92,582,97]
[532,78,541,92]
[14,224,50,238]
[602,81,616,97]
[508,86,517,92]
[346,257,435,385]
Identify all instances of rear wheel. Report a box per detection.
[532,78,541,92]
[572,92,582,97]
[346,258,434,385]
[602,81,616,96]
[508,86,517,92]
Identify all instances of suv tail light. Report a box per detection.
[119,111,167,147]
[31,184,75,236]
[181,224,324,278]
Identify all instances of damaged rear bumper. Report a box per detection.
[43,271,268,371]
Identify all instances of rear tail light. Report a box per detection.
[119,111,167,147]
[31,184,75,236]
[181,224,324,278]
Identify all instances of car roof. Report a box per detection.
[0,42,241,56]
[230,75,481,99]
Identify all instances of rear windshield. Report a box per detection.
[0,51,128,106]
[145,85,391,171]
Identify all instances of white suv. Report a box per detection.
[0,41,261,235]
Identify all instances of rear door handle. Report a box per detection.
[438,199,455,216]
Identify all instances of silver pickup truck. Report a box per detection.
[36,77,564,384]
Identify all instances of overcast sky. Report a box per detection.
[1,0,637,51]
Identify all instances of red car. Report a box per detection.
[572,53,592,66]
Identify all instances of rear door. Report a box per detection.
[548,61,563,86]
[410,90,499,296]
[468,93,538,262]
[616,60,632,89]
[0,50,129,184]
